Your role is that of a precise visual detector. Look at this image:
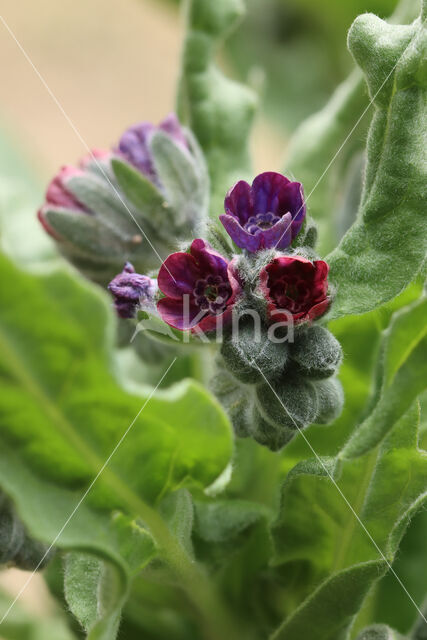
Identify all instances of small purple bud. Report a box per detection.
[108,262,157,319]
[116,113,188,182]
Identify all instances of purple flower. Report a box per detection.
[219,171,306,252]
[108,262,157,319]
[116,113,188,182]
[157,239,241,332]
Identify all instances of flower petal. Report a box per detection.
[159,113,188,149]
[224,180,253,224]
[158,251,201,298]
[260,212,293,250]
[157,297,202,330]
[252,172,291,215]
[190,239,230,280]
[219,214,262,252]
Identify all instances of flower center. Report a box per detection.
[244,212,281,235]
[272,277,311,312]
[193,275,232,314]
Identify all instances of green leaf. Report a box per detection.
[327,11,427,318]
[343,297,427,458]
[270,403,427,638]
[0,253,234,637]
[177,0,257,218]
[284,69,366,255]
[64,553,125,640]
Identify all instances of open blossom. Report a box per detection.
[108,262,157,319]
[259,256,330,324]
[157,239,241,332]
[116,113,188,183]
[220,172,306,252]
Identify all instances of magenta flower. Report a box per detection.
[157,239,241,332]
[116,113,187,182]
[108,262,157,319]
[220,172,306,252]
[259,256,330,324]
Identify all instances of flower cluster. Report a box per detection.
[107,171,329,330]
[105,169,342,451]
[38,141,340,450]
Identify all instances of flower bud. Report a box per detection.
[13,533,54,571]
[251,408,296,451]
[255,375,319,431]
[221,317,288,384]
[289,325,342,379]
[37,114,209,286]
[116,114,188,184]
[108,262,157,319]
[0,502,25,564]
[313,377,344,424]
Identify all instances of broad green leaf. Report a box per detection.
[177,0,257,217]
[0,253,234,637]
[0,586,77,640]
[365,511,427,634]
[194,498,271,542]
[343,297,427,458]
[64,553,125,640]
[327,11,427,318]
[270,404,427,638]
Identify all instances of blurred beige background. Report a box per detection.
[0,0,283,184]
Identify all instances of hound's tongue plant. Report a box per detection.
[0,0,426,639]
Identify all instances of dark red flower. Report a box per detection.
[157,239,241,332]
[220,172,305,252]
[259,256,330,324]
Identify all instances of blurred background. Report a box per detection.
[0,0,403,633]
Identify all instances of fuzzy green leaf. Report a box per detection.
[0,253,233,638]
[327,11,427,318]
[177,0,257,217]
[343,297,427,458]
[64,553,126,640]
[270,403,427,638]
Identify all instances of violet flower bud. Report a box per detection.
[116,113,188,184]
[108,262,157,319]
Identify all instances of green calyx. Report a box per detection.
[215,322,344,451]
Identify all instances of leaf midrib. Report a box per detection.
[331,449,378,573]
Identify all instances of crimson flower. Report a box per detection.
[220,172,305,252]
[157,239,241,332]
[259,256,330,324]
